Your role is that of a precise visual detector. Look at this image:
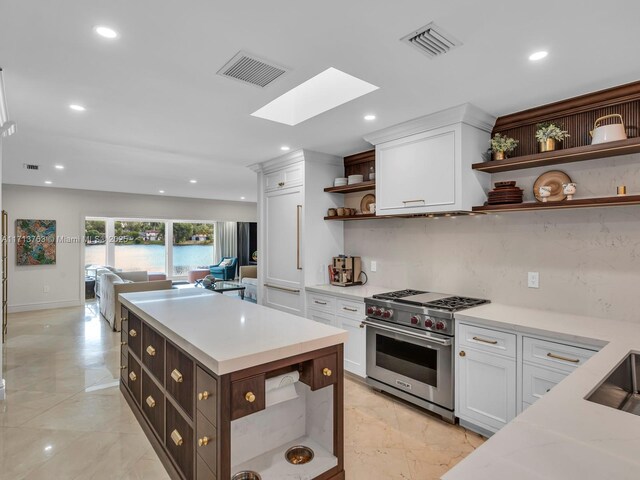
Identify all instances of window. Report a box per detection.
[84,219,106,266]
[172,222,214,276]
[114,220,166,273]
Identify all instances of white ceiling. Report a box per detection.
[1,1,639,202]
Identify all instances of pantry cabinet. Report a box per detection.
[363,103,494,215]
[251,150,344,315]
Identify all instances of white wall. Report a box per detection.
[345,153,640,323]
[2,184,257,312]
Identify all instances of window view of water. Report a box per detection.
[86,244,213,276]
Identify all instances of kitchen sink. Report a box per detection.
[587,352,640,415]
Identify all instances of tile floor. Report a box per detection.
[0,302,483,479]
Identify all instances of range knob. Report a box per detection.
[375,308,382,316]
[435,321,446,331]
[424,318,434,328]
[367,306,374,315]
[410,315,420,325]
[382,309,393,319]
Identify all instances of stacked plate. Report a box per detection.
[487,181,523,205]
[347,174,364,185]
[334,177,348,187]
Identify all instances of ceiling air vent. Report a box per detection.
[23,163,40,171]
[401,22,462,59]
[217,51,288,88]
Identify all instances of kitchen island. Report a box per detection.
[119,288,347,480]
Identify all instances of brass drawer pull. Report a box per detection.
[459,350,466,357]
[322,367,332,377]
[146,396,156,408]
[472,336,498,345]
[402,199,426,204]
[359,322,365,328]
[146,345,156,356]
[198,391,210,401]
[245,391,256,403]
[120,365,126,370]
[278,181,285,187]
[547,352,580,363]
[129,329,137,337]
[170,429,183,446]
[343,306,358,312]
[314,300,327,305]
[198,436,210,447]
[120,341,126,346]
[129,372,137,382]
[171,369,183,383]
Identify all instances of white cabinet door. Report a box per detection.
[457,347,516,433]
[522,363,567,406]
[263,186,303,314]
[264,163,303,192]
[377,129,456,215]
[307,309,336,327]
[338,315,366,378]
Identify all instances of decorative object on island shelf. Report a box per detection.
[490,133,519,160]
[360,194,376,214]
[535,122,570,152]
[533,170,572,202]
[487,181,523,205]
[590,114,627,145]
[562,182,577,200]
[617,185,627,196]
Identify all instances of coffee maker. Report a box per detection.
[329,256,362,287]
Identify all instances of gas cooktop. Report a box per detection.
[373,289,489,312]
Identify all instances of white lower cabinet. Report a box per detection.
[306,292,366,378]
[456,334,517,433]
[456,320,599,435]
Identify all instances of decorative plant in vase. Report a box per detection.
[490,133,519,160]
[535,122,570,152]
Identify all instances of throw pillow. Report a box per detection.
[221,259,233,266]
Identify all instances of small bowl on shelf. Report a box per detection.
[327,208,337,217]
[337,207,346,216]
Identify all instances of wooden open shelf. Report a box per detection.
[472,194,640,213]
[324,180,376,194]
[472,137,640,173]
[324,213,381,221]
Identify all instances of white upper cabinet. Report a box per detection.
[364,104,495,215]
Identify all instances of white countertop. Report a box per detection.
[443,303,640,480]
[305,284,397,302]
[119,288,347,376]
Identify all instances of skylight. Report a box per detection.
[251,67,379,126]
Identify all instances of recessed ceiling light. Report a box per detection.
[252,67,379,126]
[44,180,52,185]
[529,51,548,61]
[280,146,290,151]
[69,104,86,111]
[364,114,376,121]
[240,196,246,200]
[190,179,197,184]
[54,165,64,170]
[159,190,165,193]
[94,26,118,39]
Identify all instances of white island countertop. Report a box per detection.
[119,288,347,376]
[443,303,640,480]
[305,284,397,302]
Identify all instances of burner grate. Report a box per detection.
[373,289,427,300]
[423,296,488,312]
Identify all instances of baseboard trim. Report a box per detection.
[8,299,82,313]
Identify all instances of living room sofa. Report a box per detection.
[99,272,172,331]
[239,265,257,302]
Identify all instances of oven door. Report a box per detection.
[363,318,453,410]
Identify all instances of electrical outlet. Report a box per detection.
[43,285,50,293]
[527,272,539,289]
[370,261,377,272]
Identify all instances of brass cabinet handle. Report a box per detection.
[120,341,126,346]
[171,369,183,383]
[120,365,126,370]
[402,199,426,204]
[343,307,358,312]
[146,396,156,408]
[359,323,365,328]
[314,300,327,305]
[129,329,137,337]
[245,391,256,403]
[170,429,183,446]
[129,372,137,381]
[198,391,210,401]
[264,283,301,294]
[459,350,466,357]
[322,367,332,377]
[146,345,156,356]
[296,204,302,270]
[198,436,210,447]
[547,352,580,363]
[472,336,498,345]
[278,181,285,187]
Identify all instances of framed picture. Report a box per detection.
[16,219,56,265]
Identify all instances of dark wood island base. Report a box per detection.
[120,306,345,480]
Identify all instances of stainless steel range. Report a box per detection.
[362,289,489,422]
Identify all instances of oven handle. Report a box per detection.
[361,319,452,346]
